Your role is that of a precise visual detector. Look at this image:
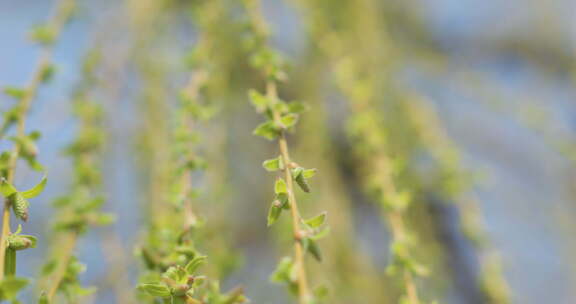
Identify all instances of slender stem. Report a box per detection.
[244,0,311,300]
[4,248,16,277]
[280,134,310,303]
[267,82,310,303]
[377,156,421,303]
[181,72,207,231]
[389,213,420,304]
[0,207,10,279]
[0,57,48,280]
[46,232,78,301]
[404,271,420,304]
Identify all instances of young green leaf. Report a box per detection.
[163,266,187,283]
[22,175,47,199]
[309,226,330,241]
[291,167,303,178]
[313,284,329,301]
[276,193,289,210]
[253,121,279,140]
[262,156,283,172]
[274,178,287,194]
[0,277,29,300]
[3,87,26,100]
[248,89,269,113]
[267,201,283,226]
[30,26,56,45]
[306,238,322,262]
[287,102,308,114]
[138,283,171,298]
[291,167,316,193]
[279,114,298,128]
[302,168,317,179]
[184,256,207,274]
[270,257,294,284]
[294,172,310,193]
[0,179,17,197]
[304,212,327,229]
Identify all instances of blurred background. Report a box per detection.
[0,0,575,303]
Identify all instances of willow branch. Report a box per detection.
[0,0,75,280]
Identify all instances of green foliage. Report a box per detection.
[137,257,243,304]
[270,257,298,294]
[30,25,57,45]
[304,212,326,229]
[9,132,44,171]
[0,176,47,222]
[263,155,284,171]
[135,2,247,303]
[3,87,26,101]
[253,121,280,140]
[0,277,29,301]
[243,0,329,302]
[38,48,111,302]
[0,0,520,303]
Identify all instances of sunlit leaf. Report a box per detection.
[22,175,47,199]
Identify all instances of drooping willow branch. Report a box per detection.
[243,0,329,303]
[135,2,247,303]
[0,0,75,286]
[404,99,511,303]
[40,49,114,303]
[290,0,429,302]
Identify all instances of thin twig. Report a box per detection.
[267,81,311,302]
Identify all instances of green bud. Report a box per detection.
[10,193,29,222]
[7,233,37,251]
[30,25,56,45]
[39,64,56,83]
[292,168,310,193]
[267,200,283,226]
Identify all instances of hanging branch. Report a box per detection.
[242,0,329,303]
[135,2,247,303]
[0,0,74,301]
[289,0,430,302]
[39,49,115,303]
[404,99,511,303]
